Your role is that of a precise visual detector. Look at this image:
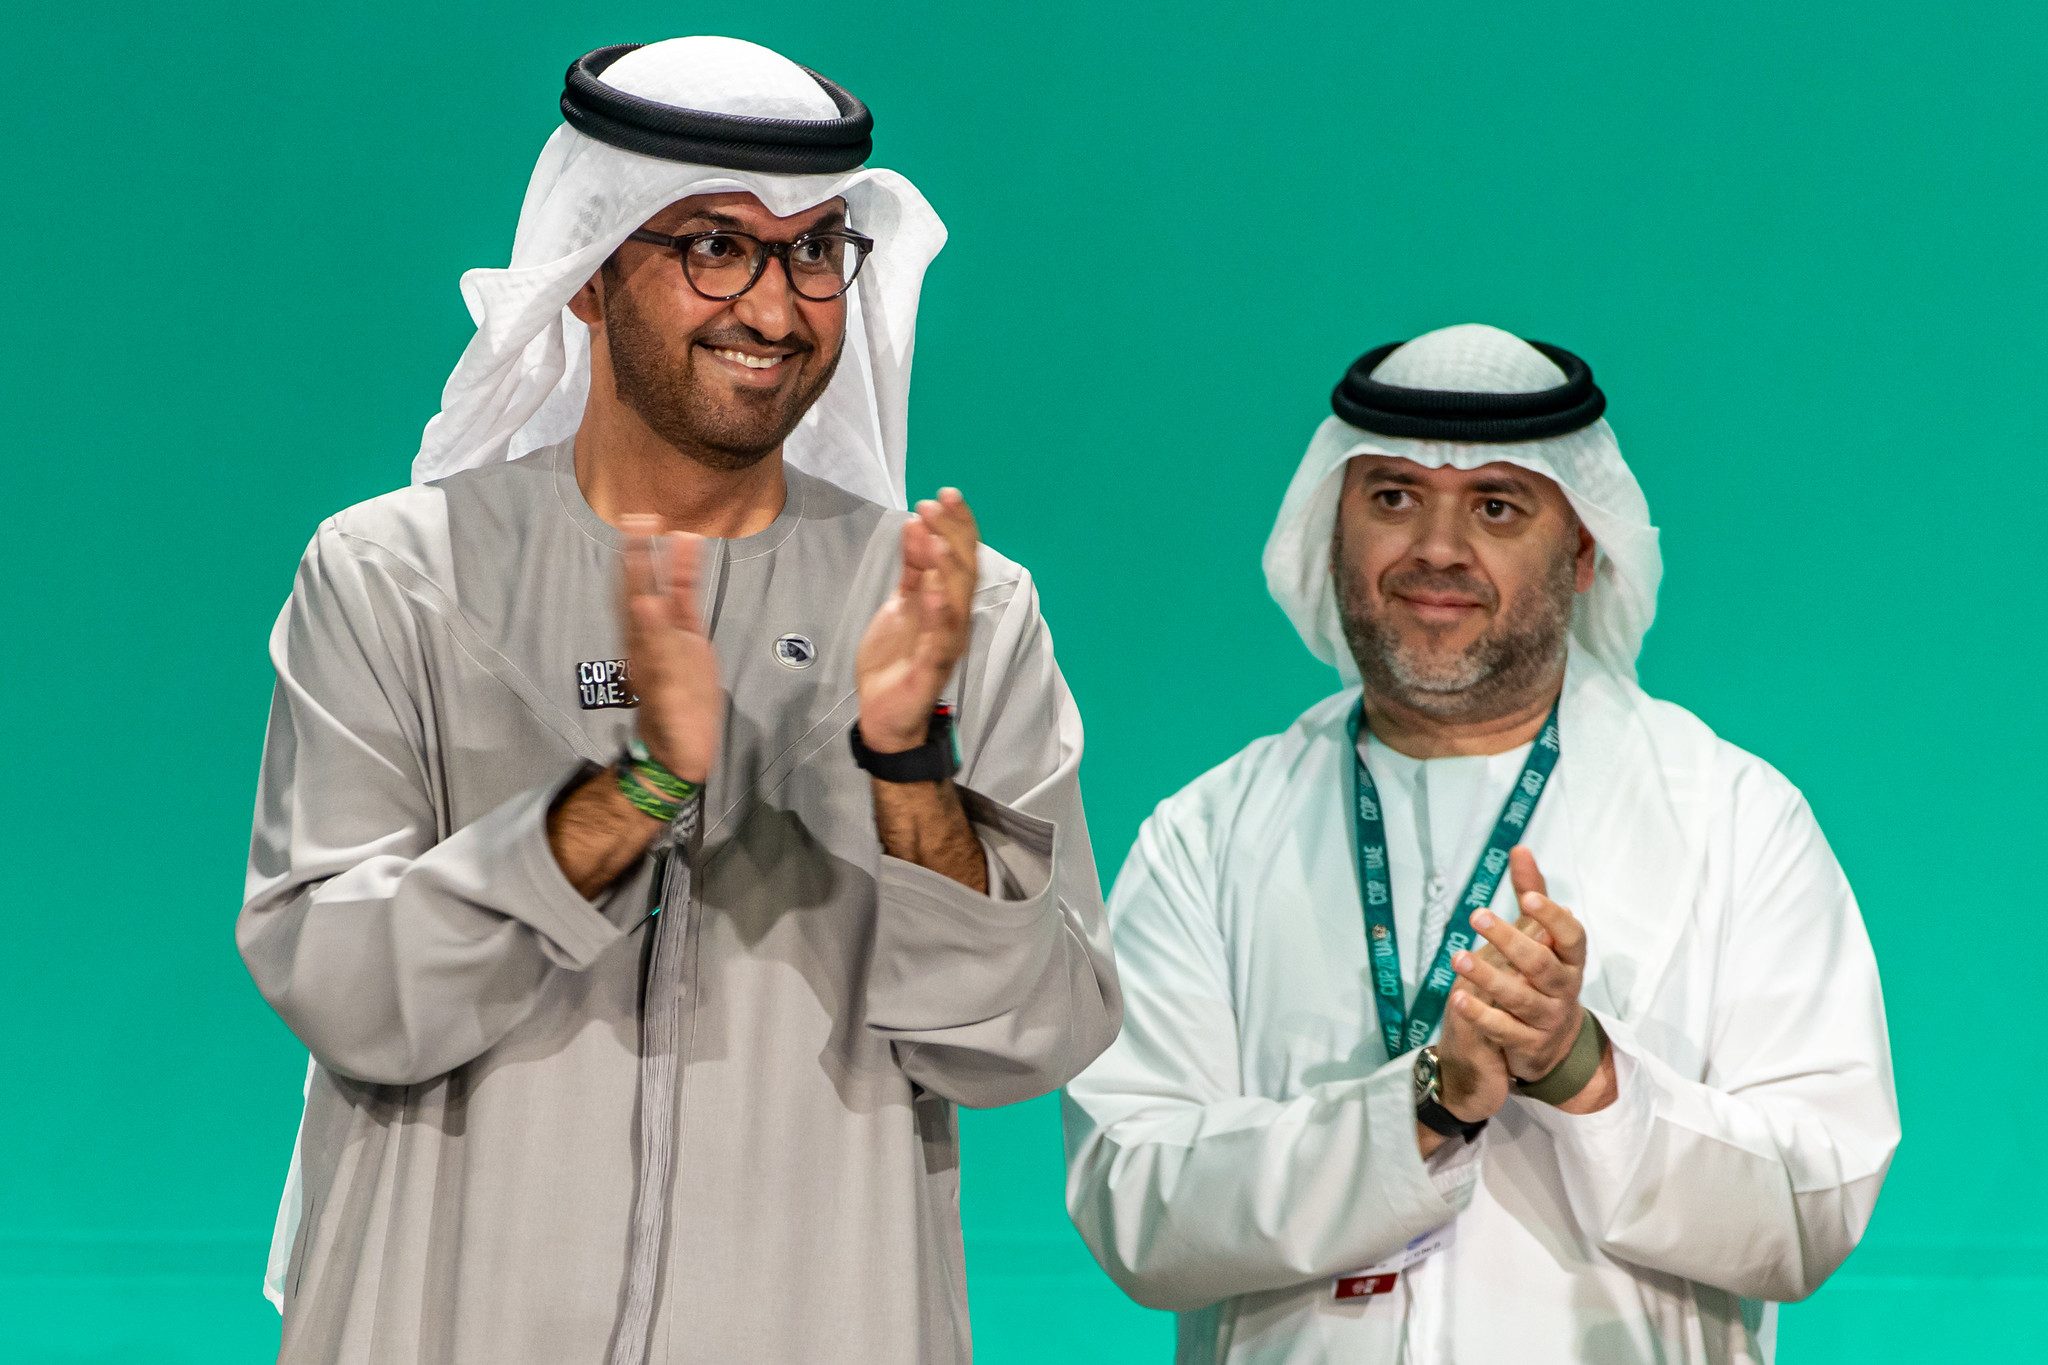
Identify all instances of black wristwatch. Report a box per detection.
[1412,1045,1487,1143]
[849,705,961,783]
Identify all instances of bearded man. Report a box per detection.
[237,37,1118,1364]
[1063,324,1896,1363]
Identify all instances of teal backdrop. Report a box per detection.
[6,3,2043,1359]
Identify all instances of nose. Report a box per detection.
[732,257,797,342]
[1408,501,1474,571]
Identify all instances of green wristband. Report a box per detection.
[615,762,684,823]
[625,738,701,803]
[1515,1011,1608,1106]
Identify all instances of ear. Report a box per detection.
[567,269,605,328]
[1574,523,1598,592]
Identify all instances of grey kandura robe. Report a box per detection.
[238,443,1121,1363]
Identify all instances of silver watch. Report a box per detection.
[1412,1045,1486,1142]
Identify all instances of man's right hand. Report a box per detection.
[620,517,723,785]
[1415,987,1514,1159]
[1438,991,1513,1124]
[544,520,724,900]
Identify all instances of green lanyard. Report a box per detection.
[1347,700,1561,1059]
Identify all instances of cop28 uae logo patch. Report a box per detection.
[576,658,638,709]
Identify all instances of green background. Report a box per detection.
[6,3,2043,1359]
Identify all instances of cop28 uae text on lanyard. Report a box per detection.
[1347,699,1561,1059]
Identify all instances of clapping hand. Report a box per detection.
[855,489,980,754]
[619,518,723,785]
[1448,847,1590,1084]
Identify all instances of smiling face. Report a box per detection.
[1331,455,1596,720]
[574,192,851,470]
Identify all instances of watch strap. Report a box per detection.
[1514,1010,1608,1106]
[1415,1094,1485,1141]
[849,706,960,783]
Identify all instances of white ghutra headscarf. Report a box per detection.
[1262,323,1662,682]
[410,35,947,511]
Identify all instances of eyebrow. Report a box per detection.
[673,209,747,230]
[672,207,849,235]
[1358,467,1543,498]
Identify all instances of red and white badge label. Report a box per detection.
[1333,1272,1399,1299]
[1331,1223,1455,1301]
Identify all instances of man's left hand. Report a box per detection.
[856,488,980,753]
[1449,846,1591,1083]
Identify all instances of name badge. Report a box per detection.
[1332,1223,1455,1300]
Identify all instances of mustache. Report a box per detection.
[1380,568,1499,608]
[691,322,811,356]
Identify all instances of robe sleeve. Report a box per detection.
[862,569,1123,1109]
[1060,801,1482,1313]
[237,523,641,1087]
[1521,765,1899,1302]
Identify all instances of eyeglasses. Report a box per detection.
[624,227,875,302]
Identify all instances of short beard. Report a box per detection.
[1332,520,1577,723]
[598,262,844,471]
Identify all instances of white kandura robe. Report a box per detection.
[1063,648,1898,1363]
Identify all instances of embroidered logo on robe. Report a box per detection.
[576,658,638,709]
[773,634,817,669]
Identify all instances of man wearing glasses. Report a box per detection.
[238,37,1119,1365]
